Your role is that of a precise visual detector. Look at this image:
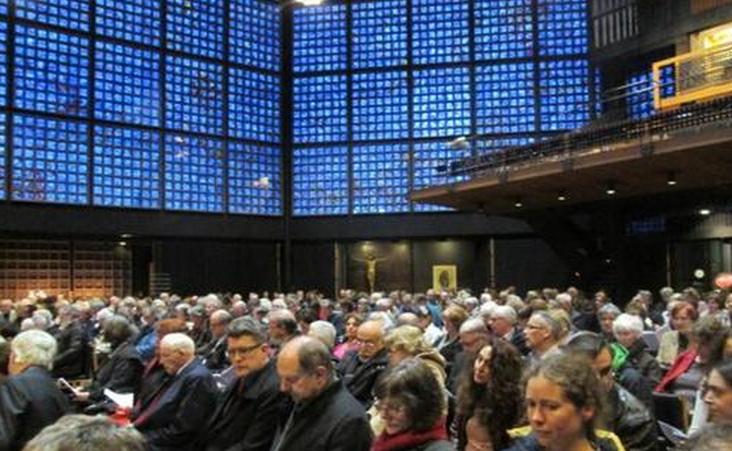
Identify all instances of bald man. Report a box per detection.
[336,320,388,408]
[131,333,218,451]
[272,336,371,451]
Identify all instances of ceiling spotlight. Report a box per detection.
[699,209,712,216]
[514,198,523,208]
[605,182,616,196]
[667,172,677,186]
[557,191,567,202]
[118,241,127,247]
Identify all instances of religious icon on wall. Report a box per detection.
[432,265,457,292]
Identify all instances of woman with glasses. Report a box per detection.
[503,352,624,451]
[371,358,453,451]
[453,338,523,451]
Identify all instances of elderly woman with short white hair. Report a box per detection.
[613,313,664,391]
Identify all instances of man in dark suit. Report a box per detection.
[336,320,388,408]
[196,317,286,451]
[132,333,217,451]
[271,336,372,451]
[197,309,231,371]
[489,305,530,356]
[0,329,70,451]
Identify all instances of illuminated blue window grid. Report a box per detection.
[96,0,160,46]
[0,21,6,106]
[627,71,654,120]
[353,144,410,214]
[229,69,280,143]
[93,126,160,209]
[658,65,676,99]
[15,0,89,32]
[537,0,588,56]
[292,147,349,216]
[164,134,224,212]
[412,0,469,64]
[166,0,224,59]
[165,56,223,134]
[352,0,407,68]
[475,63,535,133]
[475,0,533,60]
[0,1,5,15]
[412,142,470,212]
[228,143,282,216]
[352,71,408,141]
[413,67,471,138]
[293,5,347,73]
[0,115,4,199]
[95,42,160,126]
[230,0,280,71]
[293,75,347,144]
[540,60,590,131]
[12,115,88,205]
[14,26,89,117]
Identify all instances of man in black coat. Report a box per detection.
[197,317,286,451]
[0,330,70,451]
[271,336,372,451]
[336,320,388,408]
[132,333,218,451]
[52,305,87,378]
[197,309,231,372]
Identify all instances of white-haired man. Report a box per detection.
[132,333,217,451]
[489,305,530,355]
[0,330,70,451]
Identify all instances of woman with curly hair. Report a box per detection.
[453,337,523,451]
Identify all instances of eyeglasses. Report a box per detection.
[374,399,407,416]
[227,343,262,358]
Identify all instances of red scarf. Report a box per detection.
[372,417,447,451]
[655,347,698,393]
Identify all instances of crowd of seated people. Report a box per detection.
[0,285,730,450]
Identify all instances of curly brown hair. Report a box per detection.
[456,337,523,450]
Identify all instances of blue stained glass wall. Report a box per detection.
[95,42,160,126]
[294,75,347,143]
[94,126,160,209]
[14,26,89,117]
[537,0,588,56]
[0,21,6,107]
[293,147,349,216]
[229,143,282,215]
[412,0,469,64]
[165,56,224,134]
[12,115,88,205]
[352,0,407,68]
[230,0,280,71]
[475,0,533,60]
[353,144,410,214]
[412,141,469,212]
[539,60,590,131]
[96,0,160,46]
[476,63,536,133]
[627,71,654,120]
[352,71,409,140]
[166,0,224,59]
[164,134,224,212]
[229,69,280,143]
[413,67,471,138]
[15,0,89,32]
[293,4,347,73]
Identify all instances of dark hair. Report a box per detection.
[296,336,334,375]
[693,316,730,370]
[273,312,299,335]
[564,332,609,360]
[525,352,606,442]
[374,358,445,432]
[295,308,317,325]
[103,315,134,346]
[456,338,523,450]
[155,318,188,337]
[227,317,266,343]
[24,414,145,451]
[344,312,365,325]
[712,359,732,388]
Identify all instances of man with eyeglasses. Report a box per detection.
[565,332,657,451]
[271,336,372,451]
[336,320,389,408]
[195,317,286,451]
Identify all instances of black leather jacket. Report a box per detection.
[609,383,658,451]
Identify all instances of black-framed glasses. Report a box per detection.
[227,343,262,358]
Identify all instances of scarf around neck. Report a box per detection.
[372,417,447,451]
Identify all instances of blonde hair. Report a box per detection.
[384,325,432,356]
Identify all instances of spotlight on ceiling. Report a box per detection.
[557,191,567,202]
[699,208,712,216]
[605,182,616,196]
[667,171,677,186]
[514,197,523,208]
